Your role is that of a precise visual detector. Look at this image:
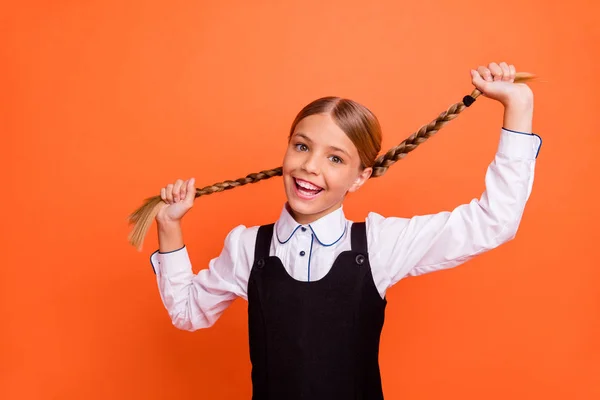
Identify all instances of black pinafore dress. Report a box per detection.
[247,222,387,399]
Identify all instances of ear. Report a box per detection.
[348,167,372,193]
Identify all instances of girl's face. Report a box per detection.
[282,113,372,224]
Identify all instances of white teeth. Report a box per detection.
[295,179,321,190]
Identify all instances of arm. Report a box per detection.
[368,127,540,286]
[157,219,184,253]
[150,223,257,332]
[367,62,541,289]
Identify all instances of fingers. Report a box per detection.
[471,69,487,91]
[498,62,511,81]
[488,62,502,81]
[173,179,184,202]
[179,179,187,202]
[165,184,174,203]
[160,178,192,204]
[476,61,516,84]
[477,65,493,82]
[185,178,196,202]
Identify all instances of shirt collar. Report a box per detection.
[275,203,347,246]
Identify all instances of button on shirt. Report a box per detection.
[150,128,542,332]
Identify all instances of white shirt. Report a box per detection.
[150,128,542,332]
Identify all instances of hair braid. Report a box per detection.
[196,167,283,196]
[127,72,535,251]
[372,91,476,177]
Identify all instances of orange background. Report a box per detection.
[2,0,599,399]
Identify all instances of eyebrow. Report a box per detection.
[294,132,351,157]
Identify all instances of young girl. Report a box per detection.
[149,62,541,399]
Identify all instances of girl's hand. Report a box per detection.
[156,178,196,224]
[471,62,533,108]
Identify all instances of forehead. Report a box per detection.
[292,114,355,151]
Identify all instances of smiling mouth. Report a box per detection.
[293,178,324,198]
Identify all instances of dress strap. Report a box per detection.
[350,222,368,254]
[254,223,275,262]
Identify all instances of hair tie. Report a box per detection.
[462,95,476,107]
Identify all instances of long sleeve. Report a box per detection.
[366,128,542,292]
[149,224,257,331]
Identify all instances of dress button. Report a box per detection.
[300,251,306,256]
[301,227,307,232]
[257,259,265,269]
[355,254,365,265]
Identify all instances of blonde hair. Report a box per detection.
[127,72,536,250]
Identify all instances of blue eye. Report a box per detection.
[329,155,343,164]
[295,143,308,152]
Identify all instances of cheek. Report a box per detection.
[325,168,356,192]
[282,149,300,172]
[281,149,292,171]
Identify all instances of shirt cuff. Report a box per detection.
[498,128,542,160]
[149,245,190,275]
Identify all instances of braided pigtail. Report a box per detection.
[372,72,535,177]
[127,72,536,251]
[126,166,283,250]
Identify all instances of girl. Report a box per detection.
[149,62,541,399]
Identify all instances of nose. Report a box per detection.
[301,153,320,175]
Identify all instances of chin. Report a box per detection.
[286,193,341,224]
[287,198,319,216]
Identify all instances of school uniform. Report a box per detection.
[150,128,542,399]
